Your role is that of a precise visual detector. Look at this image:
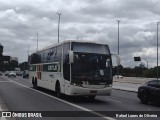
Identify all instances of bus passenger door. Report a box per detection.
[63,62,70,94]
[63,43,70,95]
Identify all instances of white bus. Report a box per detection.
[29,40,119,99]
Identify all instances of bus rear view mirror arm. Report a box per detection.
[68,50,74,64]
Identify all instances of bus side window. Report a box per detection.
[50,45,62,62]
[50,48,55,62]
[63,43,70,81]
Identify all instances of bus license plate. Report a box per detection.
[90,90,97,94]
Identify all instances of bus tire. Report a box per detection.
[55,81,61,98]
[32,77,34,84]
[33,77,38,89]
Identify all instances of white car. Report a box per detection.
[4,71,9,76]
[8,71,16,77]
[113,75,123,79]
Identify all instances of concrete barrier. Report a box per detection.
[113,77,155,84]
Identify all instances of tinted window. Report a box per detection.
[148,80,160,88]
[31,45,62,64]
[72,42,110,54]
[50,48,56,62]
[55,45,62,62]
[40,51,44,63]
[156,81,160,88]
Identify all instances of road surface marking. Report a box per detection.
[105,98,122,103]
[5,77,115,120]
[0,81,11,82]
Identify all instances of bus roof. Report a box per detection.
[35,40,109,53]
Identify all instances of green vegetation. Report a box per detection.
[113,63,160,78]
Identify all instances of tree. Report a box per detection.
[123,67,135,77]
[8,60,18,71]
[0,61,4,71]
[112,65,124,76]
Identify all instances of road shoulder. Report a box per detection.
[0,97,16,120]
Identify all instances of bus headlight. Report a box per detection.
[105,84,112,87]
[71,83,82,87]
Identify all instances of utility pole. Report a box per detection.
[56,13,61,43]
[27,44,30,69]
[116,20,121,77]
[37,33,38,52]
[28,44,29,57]
[141,58,148,80]
[157,22,160,80]
[116,20,121,55]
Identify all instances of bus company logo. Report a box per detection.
[1,112,42,118]
[49,74,54,78]
[2,112,11,117]
[48,64,58,71]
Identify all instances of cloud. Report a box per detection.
[0,0,159,68]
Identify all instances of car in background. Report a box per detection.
[137,80,160,104]
[8,71,16,77]
[16,71,22,76]
[113,75,123,79]
[22,70,29,78]
[0,72,2,76]
[4,71,9,76]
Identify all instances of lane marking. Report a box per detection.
[105,98,122,104]
[0,81,11,82]
[5,77,115,120]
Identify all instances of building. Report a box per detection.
[10,57,18,62]
[3,56,11,64]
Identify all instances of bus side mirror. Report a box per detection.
[116,55,121,66]
[68,50,74,64]
[111,54,121,66]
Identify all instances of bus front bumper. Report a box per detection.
[68,85,112,96]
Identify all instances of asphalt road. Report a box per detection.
[0,76,160,120]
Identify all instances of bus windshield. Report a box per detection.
[71,42,112,85]
[72,53,112,85]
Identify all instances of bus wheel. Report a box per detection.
[32,77,34,84]
[33,77,38,89]
[88,95,96,100]
[55,82,61,98]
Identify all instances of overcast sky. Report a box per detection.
[0,0,160,68]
